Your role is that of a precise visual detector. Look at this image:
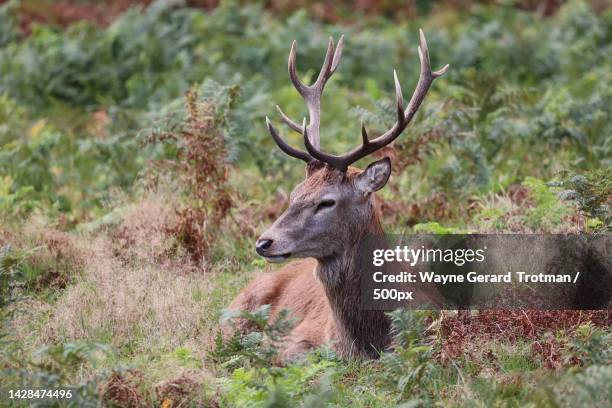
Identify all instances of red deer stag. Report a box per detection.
[227,30,449,360]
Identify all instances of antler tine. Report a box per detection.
[360,69,404,148]
[330,35,344,73]
[278,35,345,149]
[315,35,344,89]
[276,105,302,133]
[305,29,448,170]
[266,116,312,163]
[361,122,369,146]
[288,40,308,95]
[402,28,449,122]
[272,36,342,158]
[313,37,335,89]
[393,69,405,124]
[419,28,449,78]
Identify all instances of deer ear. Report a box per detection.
[355,157,391,193]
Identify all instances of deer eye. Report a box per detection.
[315,199,336,213]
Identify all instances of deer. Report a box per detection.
[226,30,449,360]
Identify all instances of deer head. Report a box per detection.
[256,30,448,263]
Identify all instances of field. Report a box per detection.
[0,0,611,407]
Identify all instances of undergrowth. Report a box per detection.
[147,86,235,264]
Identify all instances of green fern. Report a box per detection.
[381,310,435,399]
[212,305,296,369]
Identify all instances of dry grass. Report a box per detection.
[11,215,87,289]
[43,232,207,352]
[112,197,180,264]
[15,195,253,385]
[98,370,146,408]
[45,237,203,347]
[148,89,234,264]
[155,371,217,408]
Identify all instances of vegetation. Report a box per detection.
[0,0,610,406]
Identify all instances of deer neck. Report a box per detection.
[315,207,390,357]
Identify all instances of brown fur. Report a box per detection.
[226,163,439,360]
[228,258,333,359]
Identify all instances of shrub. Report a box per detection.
[0,0,20,48]
[2,341,118,407]
[564,323,612,366]
[212,305,295,369]
[551,169,611,232]
[0,0,205,110]
[222,362,335,408]
[522,177,571,230]
[148,86,235,264]
[214,304,335,407]
[554,365,612,407]
[0,244,21,308]
[380,310,436,400]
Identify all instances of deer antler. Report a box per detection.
[267,30,448,170]
[282,35,344,149]
[266,35,343,162]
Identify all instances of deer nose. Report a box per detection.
[255,239,273,255]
